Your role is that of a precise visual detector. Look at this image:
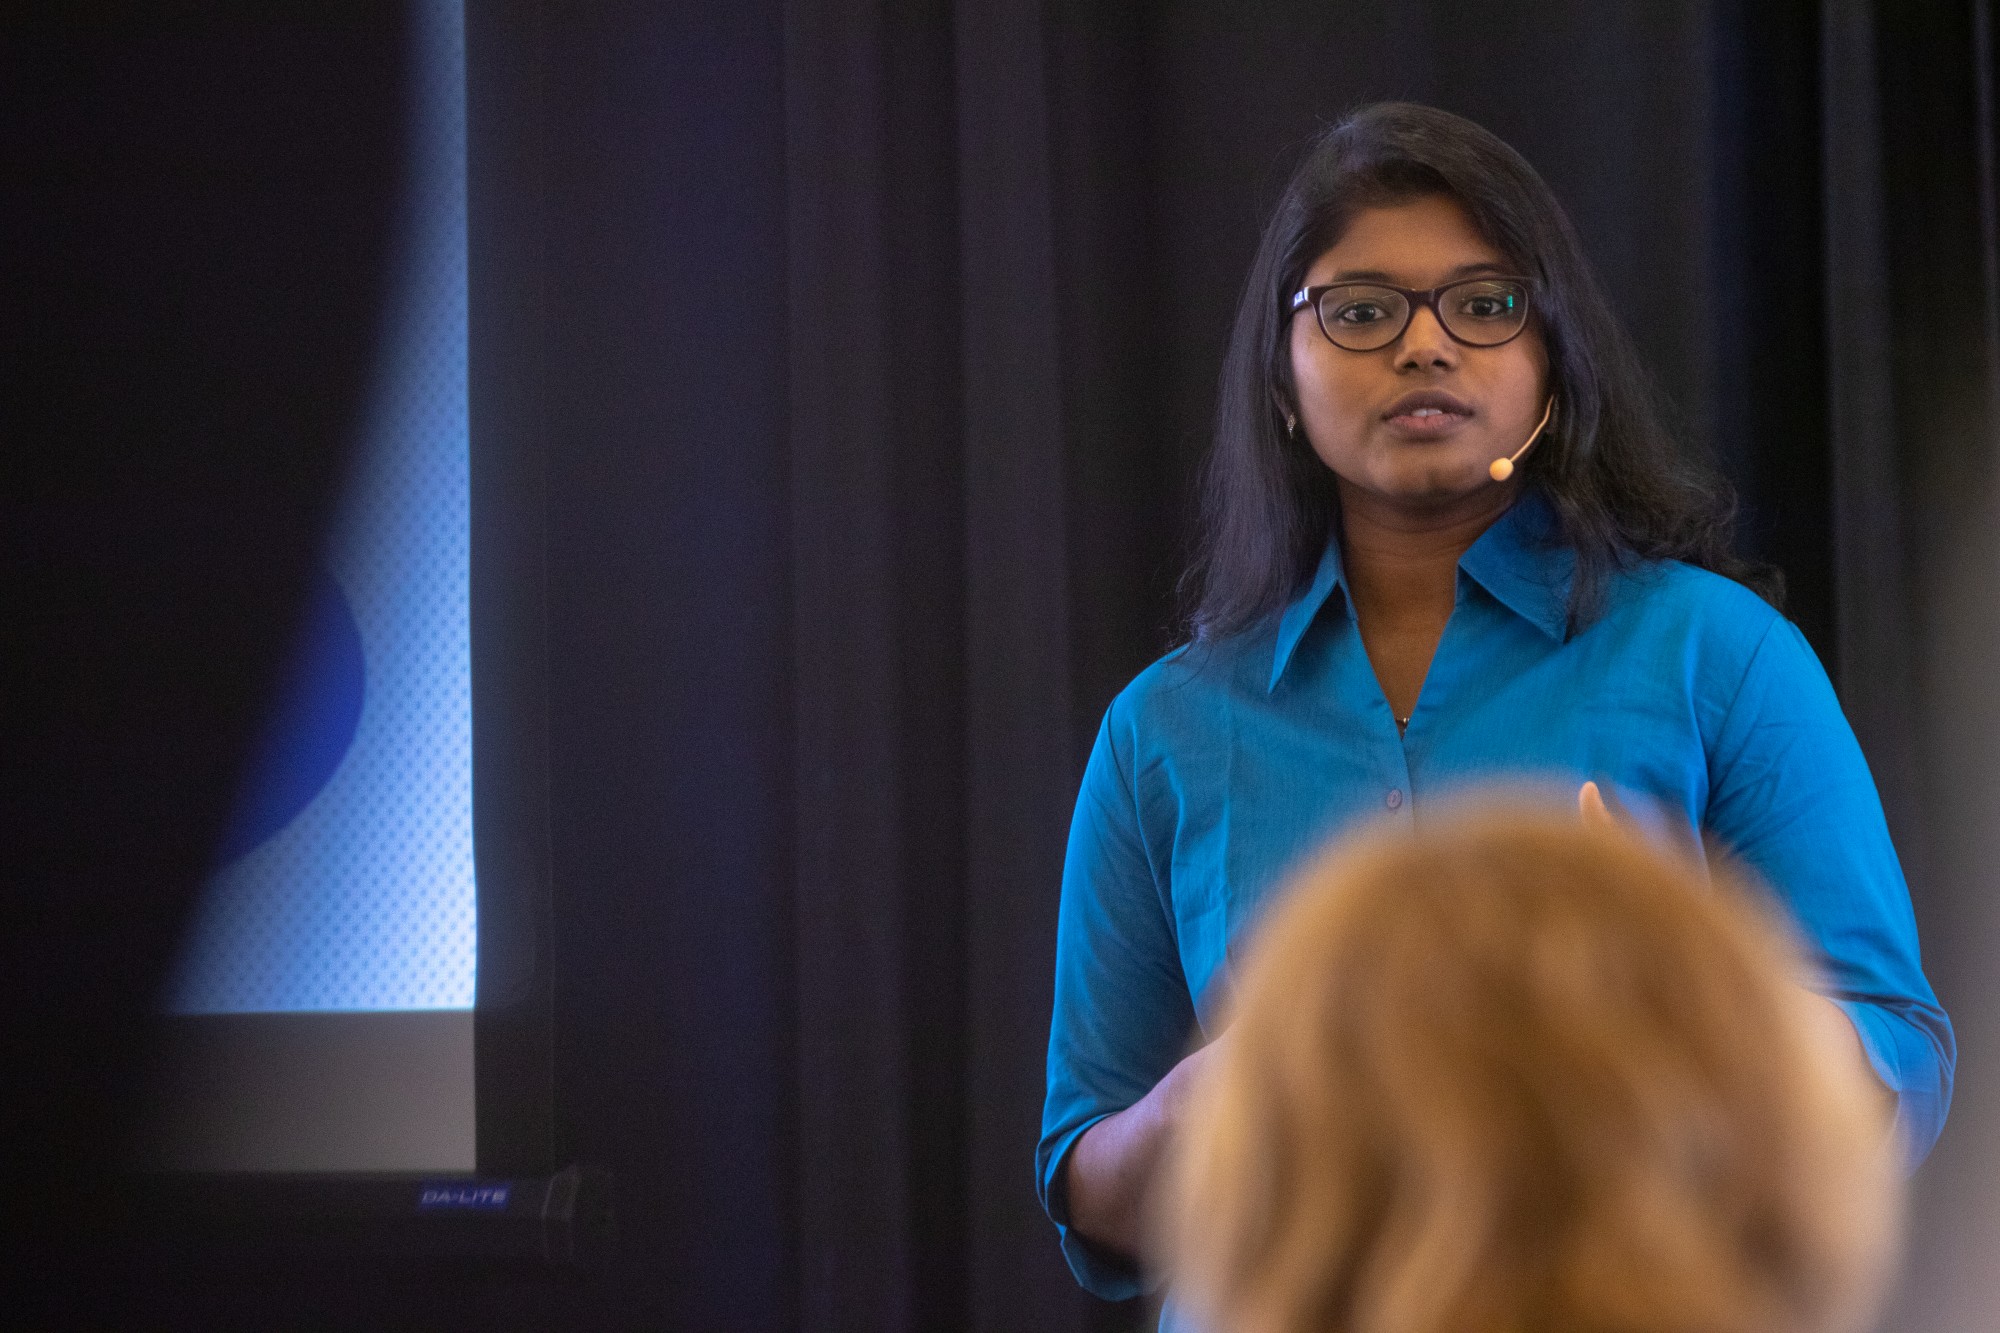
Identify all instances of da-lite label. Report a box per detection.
[417,1182,510,1210]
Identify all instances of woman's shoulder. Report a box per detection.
[1609,557,1784,641]
[1600,558,1808,694]
[1103,626,1276,737]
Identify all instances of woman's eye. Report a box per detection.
[1452,286,1524,321]
[1335,302,1388,325]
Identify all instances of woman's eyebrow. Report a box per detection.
[1323,260,1513,285]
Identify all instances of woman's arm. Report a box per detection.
[1064,1039,1218,1260]
[1703,618,1955,1158]
[1040,707,1200,1298]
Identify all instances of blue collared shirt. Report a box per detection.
[1038,494,1955,1304]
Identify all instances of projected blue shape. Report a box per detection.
[215,572,366,865]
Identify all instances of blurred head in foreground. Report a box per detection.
[1161,804,1899,1333]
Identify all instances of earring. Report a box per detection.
[1285,413,1298,440]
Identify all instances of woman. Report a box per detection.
[1036,103,1952,1313]
[1160,804,1902,1333]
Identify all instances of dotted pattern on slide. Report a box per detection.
[169,0,476,1013]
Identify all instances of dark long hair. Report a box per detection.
[1182,103,1779,642]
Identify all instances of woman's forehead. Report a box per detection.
[1308,195,1508,287]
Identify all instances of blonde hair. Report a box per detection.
[1161,803,1899,1333]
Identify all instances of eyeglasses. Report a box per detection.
[1289,276,1535,352]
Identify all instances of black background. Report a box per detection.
[7,2,1997,1330]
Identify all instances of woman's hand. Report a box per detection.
[1802,990,1899,1123]
[1063,1036,1226,1262]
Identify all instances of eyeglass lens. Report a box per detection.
[1315,279,1529,351]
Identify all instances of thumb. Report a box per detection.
[1578,780,1614,829]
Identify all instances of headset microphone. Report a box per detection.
[1488,396,1555,482]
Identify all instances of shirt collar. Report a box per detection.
[1267,491,1574,692]
[1269,532,1348,692]
[1457,490,1574,644]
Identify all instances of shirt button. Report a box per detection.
[1385,788,1404,810]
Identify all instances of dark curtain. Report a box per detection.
[100,2,1995,1330]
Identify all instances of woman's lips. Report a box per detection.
[1383,405,1473,439]
[1380,390,1476,440]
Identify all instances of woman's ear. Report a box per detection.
[1268,385,1297,440]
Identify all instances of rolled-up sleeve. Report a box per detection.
[1704,618,1956,1162]
[1037,704,1197,1300]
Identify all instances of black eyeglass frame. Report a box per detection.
[1288,275,1538,351]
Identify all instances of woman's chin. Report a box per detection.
[1369,457,1504,507]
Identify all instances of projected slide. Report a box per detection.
[151,0,477,1174]
[171,1,472,1017]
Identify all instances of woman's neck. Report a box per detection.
[1337,481,1515,627]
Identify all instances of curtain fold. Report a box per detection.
[951,0,1092,1324]
[1822,0,1927,862]
[786,3,970,1327]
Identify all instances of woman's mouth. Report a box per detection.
[1382,392,1475,439]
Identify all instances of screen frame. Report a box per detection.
[468,0,556,1179]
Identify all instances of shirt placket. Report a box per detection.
[1385,577,1471,819]
[1382,726,1415,820]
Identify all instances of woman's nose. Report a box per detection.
[1394,303,1458,370]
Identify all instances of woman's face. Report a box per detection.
[1289,194,1549,511]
